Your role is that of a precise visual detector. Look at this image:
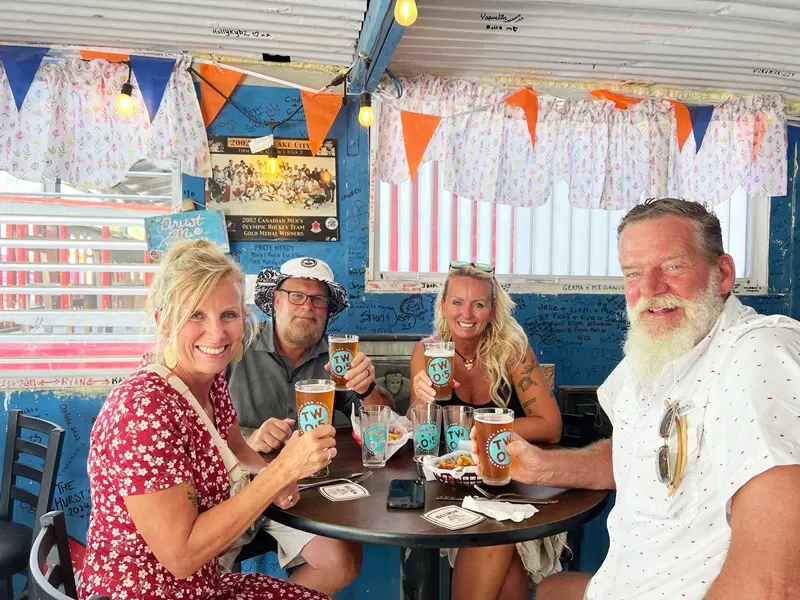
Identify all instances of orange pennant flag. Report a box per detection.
[400,111,441,179]
[300,90,344,156]
[199,64,243,127]
[80,50,129,62]
[590,89,643,110]
[670,101,693,151]
[505,87,539,151]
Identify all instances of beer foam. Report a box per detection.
[424,349,455,358]
[297,384,335,393]
[475,412,514,425]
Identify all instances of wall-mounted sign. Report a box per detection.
[205,136,339,242]
[144,209,229,262]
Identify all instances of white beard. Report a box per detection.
[623,272,725,386]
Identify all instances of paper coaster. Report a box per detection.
[422,506,485,530]
[318,482,371,502]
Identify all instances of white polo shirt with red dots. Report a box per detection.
[588,295,800,600]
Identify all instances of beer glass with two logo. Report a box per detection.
[424,341,455,400]
[328,334,359,391]
[442,405,474,452]
[295,379,336,477]
[359,405,391,468]
[474,407,515,486]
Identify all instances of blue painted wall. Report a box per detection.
[3,84,798,597]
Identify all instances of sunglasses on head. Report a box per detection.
[449,261,495,274]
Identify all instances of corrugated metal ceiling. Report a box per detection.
[390,0,800,99]
[0,0,367,66]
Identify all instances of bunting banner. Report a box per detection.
[129,56,176,122]
[687,105,715,153]
[0,45,49,112]
[400,110,441,179]
[199,63,243,127]
[505,87,539,151]
[79,50,129,62]
[590,89,643,110]
[300,90,343,156]
[670,101,693,151]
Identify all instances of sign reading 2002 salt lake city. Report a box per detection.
[205,136,340,242]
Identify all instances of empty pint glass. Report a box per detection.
[410,403,442,459]
[424,341,455,400]
[328,334,359,391]
[475,407,515,486]
[442,405,474,452]
[359,405,391,468]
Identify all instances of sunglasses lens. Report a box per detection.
[450,261,469,269]
[659,404,677,438]
[656,445,671,484]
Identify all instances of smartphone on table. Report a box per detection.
[386,479,426,509]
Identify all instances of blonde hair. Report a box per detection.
[433,266,529,407]
[146,239,256,362]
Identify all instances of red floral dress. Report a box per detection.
[79,368,329,600]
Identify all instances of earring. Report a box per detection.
[231,344,243,362]
[163,344,178,370]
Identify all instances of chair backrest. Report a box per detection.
[29,511,78,600]
[560,412,596,448]
[0,410,65,538]
[30,511,109,600]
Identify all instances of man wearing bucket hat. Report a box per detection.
[226,256,391,595]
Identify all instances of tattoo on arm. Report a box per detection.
[187,479,198,507]
[518,356,538,393]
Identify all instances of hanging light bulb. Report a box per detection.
[116,63,134,116]
[266,144,280,179]
[358,92,374,127]
[394,0,418,26]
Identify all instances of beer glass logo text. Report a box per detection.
[445,425,469,451]
[299,403,330,431]
[330,349,354,377]
[364,424,387,453]
[427,357,452,386]
[487,430,512,466]
[415,423,439,450]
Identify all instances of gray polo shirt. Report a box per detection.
[225,321,357,431]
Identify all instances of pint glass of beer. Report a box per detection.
[295,379,336,433]
[474,407,515,486]
[423,341,455,400]
[328,334,359,391]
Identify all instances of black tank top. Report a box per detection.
[438,386,526,419]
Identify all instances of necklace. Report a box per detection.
[454,349,477,370]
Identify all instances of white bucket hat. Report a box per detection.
[254,257,349,317]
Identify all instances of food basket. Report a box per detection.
[423,450,482,487]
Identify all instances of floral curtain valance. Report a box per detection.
[0,58,210,189]
[375,74,787,209]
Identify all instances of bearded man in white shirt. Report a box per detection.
[480,198,800,600]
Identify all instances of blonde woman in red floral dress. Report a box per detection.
[79,240,335,600]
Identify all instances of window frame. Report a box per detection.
[366,175,772,297]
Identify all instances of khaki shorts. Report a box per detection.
[260,518,316,569]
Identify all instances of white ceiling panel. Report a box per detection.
[0,0,367,66]
[391,0,800,98]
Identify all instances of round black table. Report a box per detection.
[266,431,607,599]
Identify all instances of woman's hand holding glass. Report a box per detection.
[412,370,459,404]
[274,425,338,482]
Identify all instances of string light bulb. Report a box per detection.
[116,63,134,116]
[358,92,374,127]
[394,0,418,26]
[266,144,279,179]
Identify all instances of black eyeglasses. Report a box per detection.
[277,289,330,309]
[449,261,495,274]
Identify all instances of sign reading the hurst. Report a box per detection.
[205,136,339,242]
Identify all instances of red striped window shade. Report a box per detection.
[0,163,177,373]
[375,161,767,286]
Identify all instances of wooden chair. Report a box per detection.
[0,410,65,599]
[28,511,107,600]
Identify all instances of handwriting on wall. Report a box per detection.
[0,375,124,390]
